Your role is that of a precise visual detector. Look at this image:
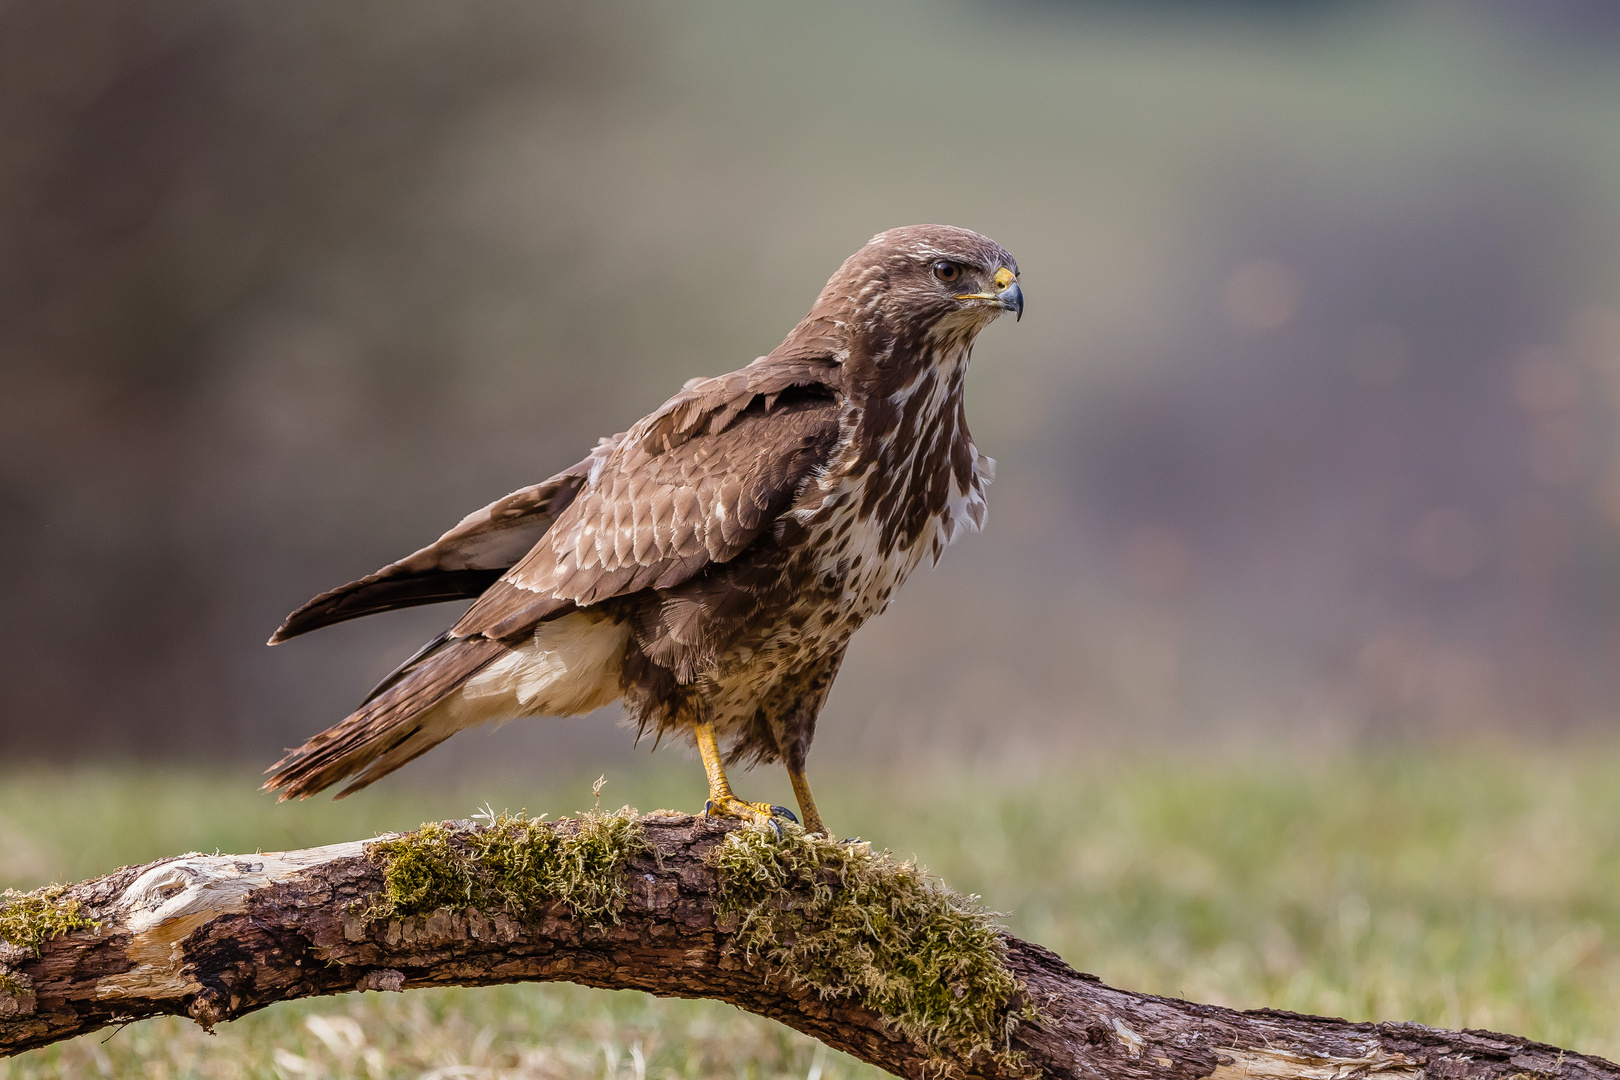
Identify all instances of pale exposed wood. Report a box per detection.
[1,815,1615,1080]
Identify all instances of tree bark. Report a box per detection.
[0,813,1613,1080]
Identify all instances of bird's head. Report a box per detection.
[840,223,1021,333]
[783,225,1020,390]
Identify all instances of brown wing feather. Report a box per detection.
[454,366,843,642]
[268,436,620,643]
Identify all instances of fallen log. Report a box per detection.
[0,810,1613,1080]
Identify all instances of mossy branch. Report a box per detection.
[2,814,1618,1080]
[0,886,97,1005]
[365,807,651,929]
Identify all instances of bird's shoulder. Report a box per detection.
[620,352,845,460]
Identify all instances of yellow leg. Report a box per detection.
[787,766,827,837]
[694,720,797,827]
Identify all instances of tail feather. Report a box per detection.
[264,636,506,800]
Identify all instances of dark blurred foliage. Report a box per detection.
[0,0,630,756]
[4,0,1620,770]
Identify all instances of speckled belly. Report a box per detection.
[700,507,934,736]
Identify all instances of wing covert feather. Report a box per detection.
[453,368,842,642]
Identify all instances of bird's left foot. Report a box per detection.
[703,795,798,834]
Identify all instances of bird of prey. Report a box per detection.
[264,224,1022,835]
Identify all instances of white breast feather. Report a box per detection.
[793,347,992,624]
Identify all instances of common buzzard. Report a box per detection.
[265,224,1023,835]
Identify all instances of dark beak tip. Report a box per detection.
[997,281,1024,322]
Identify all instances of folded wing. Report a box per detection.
[452,361,844,642]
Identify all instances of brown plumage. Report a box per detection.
[265,224,1023,833]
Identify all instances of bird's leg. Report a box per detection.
[694,719,798,826]
[786,766,827,837]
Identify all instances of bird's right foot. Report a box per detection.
[703,796,798,834]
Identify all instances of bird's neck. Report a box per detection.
[846,334,973,474]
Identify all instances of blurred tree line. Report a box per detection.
[4,0,1620,765]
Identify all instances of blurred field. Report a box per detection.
[5,743,1620,1078]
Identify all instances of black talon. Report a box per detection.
[768,805,798,823]
[703,799,715,817]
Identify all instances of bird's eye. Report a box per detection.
[932,261,962,284]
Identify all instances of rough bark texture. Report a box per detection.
[1,813,1614,1080]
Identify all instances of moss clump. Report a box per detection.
[0,884,97,955]
[366,807,649,929]
[711,823,1027,1066]
[365,822,468,917]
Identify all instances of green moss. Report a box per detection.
[710,823,1028,1066]
[367,822,470,917]
[366,806,649,929]
[0,884,97,955]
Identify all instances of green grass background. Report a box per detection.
[4,744,1620,1078]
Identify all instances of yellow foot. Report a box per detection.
[703,795,799,833]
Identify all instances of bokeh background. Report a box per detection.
[9,0,1620,772]
[9,0,1620,1075]
[9,0,1620,767]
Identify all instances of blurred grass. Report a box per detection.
[5,743,1620,1077]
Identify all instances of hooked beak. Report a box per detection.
[997,279,1024,322]
[958,266,1024,322]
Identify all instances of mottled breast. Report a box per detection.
[786,352,992,646]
